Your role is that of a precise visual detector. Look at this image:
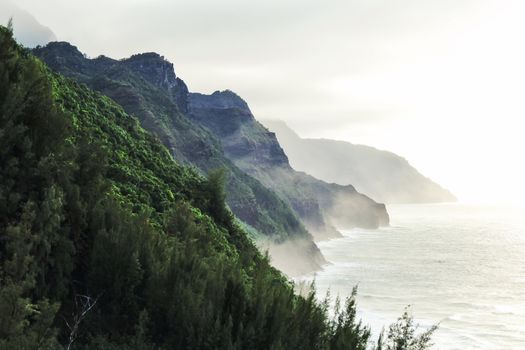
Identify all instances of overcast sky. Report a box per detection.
[5,0,525,204]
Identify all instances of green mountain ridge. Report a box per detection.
[33,41,389,268]
[33,42,327,275]
[0,26,375,349]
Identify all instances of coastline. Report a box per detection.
[295,203,525,349]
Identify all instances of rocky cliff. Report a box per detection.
[122,53,190,113]
[188,91,389,238]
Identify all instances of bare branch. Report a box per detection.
[64,293,101,350]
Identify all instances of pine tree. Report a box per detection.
[378,307,438,350]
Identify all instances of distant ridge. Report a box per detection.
[263,120,456,204]
[187,90,389,238]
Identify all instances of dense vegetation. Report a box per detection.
[32,42,312,243]
[0,25,377,349]
[33,42,331,275]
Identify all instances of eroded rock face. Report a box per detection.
[189,91,290,169]
[187,90,390,237]
[122,53,190,113]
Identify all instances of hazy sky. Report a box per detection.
[6,0,525,204]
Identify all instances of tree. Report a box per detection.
[328,287,371,350]
[204,168,230,225]
[378,307,438,350]
[0,203,60,350]
[64,293,100,350]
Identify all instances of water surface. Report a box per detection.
[302,203,525,349]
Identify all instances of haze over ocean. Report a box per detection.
[301,203,525,349]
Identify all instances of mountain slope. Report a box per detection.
[0,1,56,47]
[188,91,389,238]
[0,26,372,349]
[33,42,325,274]
[264,120,456,204]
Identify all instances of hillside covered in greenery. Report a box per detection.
[33,42,327,274]
[33,42,392,271]
[0,25,380,349]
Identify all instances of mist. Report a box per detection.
[257,237,326,277]
[0,1,56,47]
[263,120,456,204]
[9,0,525,204]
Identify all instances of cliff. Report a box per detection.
[263,120,456,204]
[188,91,390,238]
[33,42,325,274]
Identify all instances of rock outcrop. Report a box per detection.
[122,53,190,113]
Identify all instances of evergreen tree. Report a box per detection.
[378,307,438,350]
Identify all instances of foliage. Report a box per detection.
[0,26,380,349]
[377,307,438,350]
[328,287,371,350]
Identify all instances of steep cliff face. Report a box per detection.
[189,91,290,169]
[264,120,456,204]
[34,42,330,276]
[121,52,190,113]
[34,43,213,164]
[188,91,389,238]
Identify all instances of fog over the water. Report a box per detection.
[7,0,525,204]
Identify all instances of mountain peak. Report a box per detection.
[37,41,84,58]
[189,89,250,112]
[32,41,93,77]
[121,52,189,112]
[126,52,165,60]
[122,52,178,85]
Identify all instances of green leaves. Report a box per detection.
[378,307,438,350]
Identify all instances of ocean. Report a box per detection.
[301,203,525,349]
